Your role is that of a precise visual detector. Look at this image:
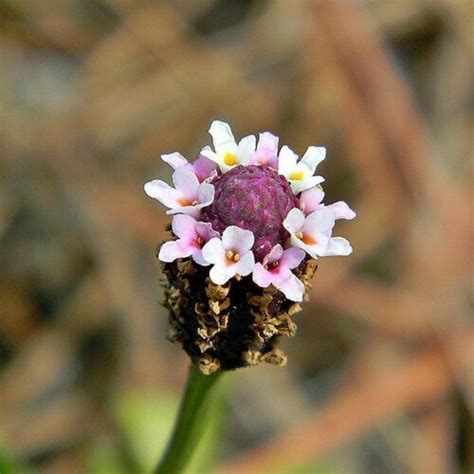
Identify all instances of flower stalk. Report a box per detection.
[154,364,223,474]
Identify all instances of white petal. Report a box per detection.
[144,179,181,208]
[222,226,255,254]
[192,249,210,266]
[303,208,335,235]
[278,145,298,175]
[209,120,236,155]
[252,263,273,288]
[320,237,353,256]
[290,175,325,194]
[209,263,236,285]
[326,201,356,220]
[172,167,200,198]
[237,135,256,164]
[201,237,225,265]
[290,236,319,259]
[171,214,197,240]
[300,146,326,174]
[276,273,305,302]
[161,152,188,170]
[234,251,255,277]
[197,183,215,206]
[283,208,306,233]
[158,240,192,262]
[199,146,219,164]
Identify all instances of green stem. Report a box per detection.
[154,364,223,474]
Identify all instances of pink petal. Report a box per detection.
[251,132,278,167]
[252,263,273,288]
[193,155,218,182]
[280,247,305,270]
[172,167,200,198]
[257,132,278,155]
[195,222,219,242]
[326,201,356,220]
[221,226,255,255]
[158,240,193,262]
[263,244,284,266]
[199,145,217,163]
[161,152,188,170]
[171,214,197,240]
[299,187,325,215]
[275,273,305,302]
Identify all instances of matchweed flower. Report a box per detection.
[145,120,355,374]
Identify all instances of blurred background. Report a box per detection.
[0,0,472,473]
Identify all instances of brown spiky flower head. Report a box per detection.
[144,121,355,374]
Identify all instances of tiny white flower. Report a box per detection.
[252,244,306,302]
[158,214,219,265]
[200,120,256,173]
[144,166,214,218]
[283,207,352,259]
[249,132,279,168]
[299,187,356,219]
[278,145,326,194]
[161,152,218,183]
[202,226,255,285]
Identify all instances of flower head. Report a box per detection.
[145,120,355,373]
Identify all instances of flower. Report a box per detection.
[284,207,352,258]
[300,187,356,219]
[147,120,355,373]
[200,120,256,173]
[278,145,325,194]
[249,132,279,168]
[161,152,218,183]
[158,214,219,265]
[202,226,255,285]
[252,245,306,302]
[200,165,297,260]
[144,166,215,218]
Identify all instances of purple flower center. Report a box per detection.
[201,165,298,261]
